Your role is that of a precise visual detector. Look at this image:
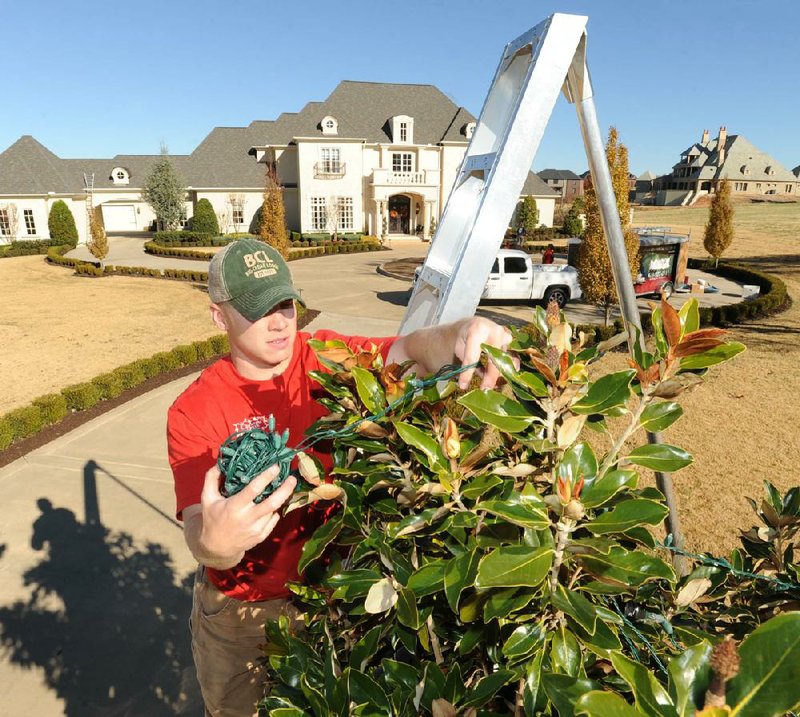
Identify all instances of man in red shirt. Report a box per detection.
[167,238,511,716]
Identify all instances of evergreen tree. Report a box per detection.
[562,205,584,237]
[576,127,640,325]
[191,198,220,235]
[703,179,734,267]
[48,200,79,247]
[515,196,539,235]
[141,146,186,231]
[259,164,289,259]
[87,209,108,266]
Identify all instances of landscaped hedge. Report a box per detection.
[0,238,65,258]
[0,333,231,452]
[152,230,215,246]
[145,239,384,261]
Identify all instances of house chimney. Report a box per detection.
[717,126,727,165]
[701,129,709,145]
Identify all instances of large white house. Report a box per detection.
[0,81,557,244]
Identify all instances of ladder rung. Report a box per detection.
[462,153,497,174]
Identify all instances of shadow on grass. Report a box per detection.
[0,460,199,716]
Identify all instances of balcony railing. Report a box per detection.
[386,171,425,185]
[314,162,346,179]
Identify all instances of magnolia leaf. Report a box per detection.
[431,699,457,717]
[475,546,553,588]
[396,587,420,629]
[661,296,682,348]
[544,675,604,717]
[298,516,343,573]
[296,451,321,485]
[477,499,549,530]
[572,370,635,415]
[351,366,386,414]
[610,651,674,717]
[626,443,693,472]
[327,569,382,601]
[444,549,480,613]
[668,641,712,717]
[559,442,598,483]
[309,483,344,502]
[395,422,449,472]
[651,373,705,399]
[462,670,517,709]
[726,612,800,716]
[558,414,587,448]
[364,577,398,614]
[355,419,389,438]
[678,298,700,335]
[502,622,545,661]
[494,463,537,477]
[679,342,745,370]
[575,690,649,716]
[406,560,447,597]
[640,402,684,433]
[457,389,535,433]
[581,469,638,508]
[585,498,669,534]
[578,546,675,587]
[675,578,712,607]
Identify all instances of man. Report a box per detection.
[167,238,511,716]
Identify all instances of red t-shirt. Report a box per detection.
[167,329,395,601]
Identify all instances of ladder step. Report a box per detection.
[462,153,497,174]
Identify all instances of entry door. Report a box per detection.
[388,195,410,234]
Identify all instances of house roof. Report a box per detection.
[522,172,559,197]
[637,170,657,180]
[248,80,476,147]
[537,168,581,181]
[673,133,797,183]
[0,81,477,196]
[793,165,800,177]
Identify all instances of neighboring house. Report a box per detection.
[634,170,658,204]
[517,173,558,227]
[0,81,559,245]
[655,127,800,206]
[537,169,584,202]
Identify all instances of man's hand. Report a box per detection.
[388,316,514,391]
[184,465,297,570]
[453,317,513,390]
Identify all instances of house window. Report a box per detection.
[399,122,408,142]
[111,167,129,185]
[320,147,341,174]
[0,208,9,236]
[336,197,354,231]
[321,115,338,135]
[24,209,36,235]
[392,153,413,173]
[232,206,244,227]
[311,196,326,231]
[786,185,793,193]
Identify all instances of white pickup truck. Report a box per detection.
[482,249,582,307]
[413,248,582,308]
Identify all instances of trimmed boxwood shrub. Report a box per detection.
[6,405,45,440]
[152,230,213,247]
[115,365,147,390]
[129,357,160,379]
[92,372,126,400]
[208,333,229,354]
[0,419,12,451]
[0,238,64,259]
[152,351,182,372]
[62,382,102,411]
[192,339,216,361]
[32,393,68,425]
[173,344,199,366]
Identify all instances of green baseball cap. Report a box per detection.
[208,238,304,321]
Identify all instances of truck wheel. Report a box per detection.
[543,286,569,308]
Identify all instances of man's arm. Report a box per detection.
[183,465,296,570]
[387,317,512,390]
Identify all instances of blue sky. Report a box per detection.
[3,0,798,176]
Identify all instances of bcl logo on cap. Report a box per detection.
[243,251,278,279]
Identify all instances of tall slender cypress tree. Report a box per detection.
[703,179,734,267]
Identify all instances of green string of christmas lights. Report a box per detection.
[217,362,479,503]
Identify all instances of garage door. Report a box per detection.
[101,204,138,232]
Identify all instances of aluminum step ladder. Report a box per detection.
[398,12,686,570]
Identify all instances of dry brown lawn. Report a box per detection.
[2,200,799,553]
[0,256,218,415]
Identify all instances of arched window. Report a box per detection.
[111,167,130,185]
[321,116,338,135]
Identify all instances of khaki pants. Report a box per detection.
[190,567,302,717]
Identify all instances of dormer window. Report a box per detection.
[391,115,414,144]
[465,122,476,140]
[111,167,130,185]
[321,116,338,135]
[766,166,775,175]
[740,165,750,175]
